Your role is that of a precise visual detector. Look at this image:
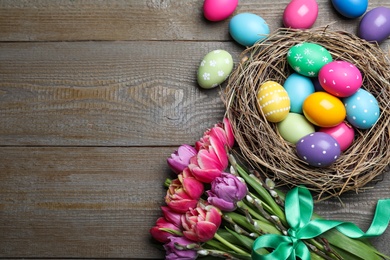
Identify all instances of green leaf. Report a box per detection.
[225,227,254,250]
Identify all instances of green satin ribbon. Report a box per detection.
[252,186,390,260]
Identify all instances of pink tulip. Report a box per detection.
[165,179,198,213]
[161,206,183,228]
[179,168,204,200]
[188,151,223,183]
[167,144,197,174]
[181,202,222,242]
[196,118,235,151]
[164,236,198,260]
[150,217,181,243]
[207,172,247,211]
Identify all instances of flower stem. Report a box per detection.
[214,233,251,257]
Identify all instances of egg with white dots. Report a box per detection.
[343,89,380,129]
[296,132,341,167]
[256,81,290,122]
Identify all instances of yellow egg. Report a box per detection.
[257,81,290,122]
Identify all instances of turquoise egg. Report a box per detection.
[283,73,315,114]
[229,13,269,47]
[287,42,332,77]
[343,89,380,129]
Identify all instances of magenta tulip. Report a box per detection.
[164,236,198,260]
[167,144,197,174]
[179,168,204,200]
[207,173,247,211]
[161,206,183,228]
[150,217,182,243]
[181,202,222,242]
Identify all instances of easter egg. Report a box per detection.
[287,42,333,77]
[303,92,346,127]
[318,61,362,97]
[359,6,390,43]
[312,77,325,92]
[296,132,341,167]
[277,113,315,144]
[229,13,270,47]
[331,0,368,18]
[203,0,238,22]
[320,122,355,151]
[197,50,234,89]
[343,89,380,129]
[283,0,318,29]
[257,81,290,123]
[283,73,315,114]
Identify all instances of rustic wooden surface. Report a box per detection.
[0,0,389,259]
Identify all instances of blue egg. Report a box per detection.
[343,89,380,129]
[283,73,315,114]
[331,0,368,19]
[229,13,269,47]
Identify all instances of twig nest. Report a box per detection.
[224,27,390,200]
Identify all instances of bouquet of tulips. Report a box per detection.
[150,118,390,260]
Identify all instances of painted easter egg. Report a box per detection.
[197,50,234,89]
[331,0,368,18]
[229,13,270,47]
[203,0,238,21]
[287,42,333,77]
[343,89,380,129]
[277,113,315,144]
[283,0,318,29]
[318,61,362,97]
[257,81,290,123]
[303,92,346,127]
[359,6,390,43]
[296,132,341,167]
[283,73,315,114]
[320,122,355,151]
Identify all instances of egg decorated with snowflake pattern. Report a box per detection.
[197,49,234,89]
[287,42,333,77]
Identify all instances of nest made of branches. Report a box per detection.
[224,27,390,200]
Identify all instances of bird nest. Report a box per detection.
[224,27,390,200]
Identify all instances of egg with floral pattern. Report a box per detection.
[287,42,333,77]
[197,50,234,89]
[257,81,290,122]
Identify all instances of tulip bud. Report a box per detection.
[150,217,182,243]
[167,144,197,174]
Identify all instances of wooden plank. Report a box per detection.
[1,0,389,42]
[0,147,389,258]
[0,41,243,146]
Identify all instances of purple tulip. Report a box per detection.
[168,144,197,174]
[206,173,247,211]
[164,236,198,260]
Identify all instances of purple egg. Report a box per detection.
[296,132,341,167]
[359,6,390,43]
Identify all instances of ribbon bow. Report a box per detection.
[252,186,390,260]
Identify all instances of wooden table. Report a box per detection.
[0,0,389,259]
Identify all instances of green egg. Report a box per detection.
[277,113,315,144]
[197,50,234,89]
[287,42,332,77]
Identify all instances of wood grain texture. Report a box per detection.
[0,147,389,258]
[0,0,389,42]
[0,41,242,146]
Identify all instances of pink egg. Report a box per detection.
[283,0,318,29]
[318,61,362,97]
[319,122,355,152]
[203,0,238,22]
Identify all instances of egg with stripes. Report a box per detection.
[257,81,290,122]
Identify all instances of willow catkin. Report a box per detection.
[223,27,390,200]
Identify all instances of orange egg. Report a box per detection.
[303,92,346,127]
[257,81,290,123]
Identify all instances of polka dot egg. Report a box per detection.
[343,89,380,129]
[296,132,341,167]
[197,49,234,89]
[256,81,290,122]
